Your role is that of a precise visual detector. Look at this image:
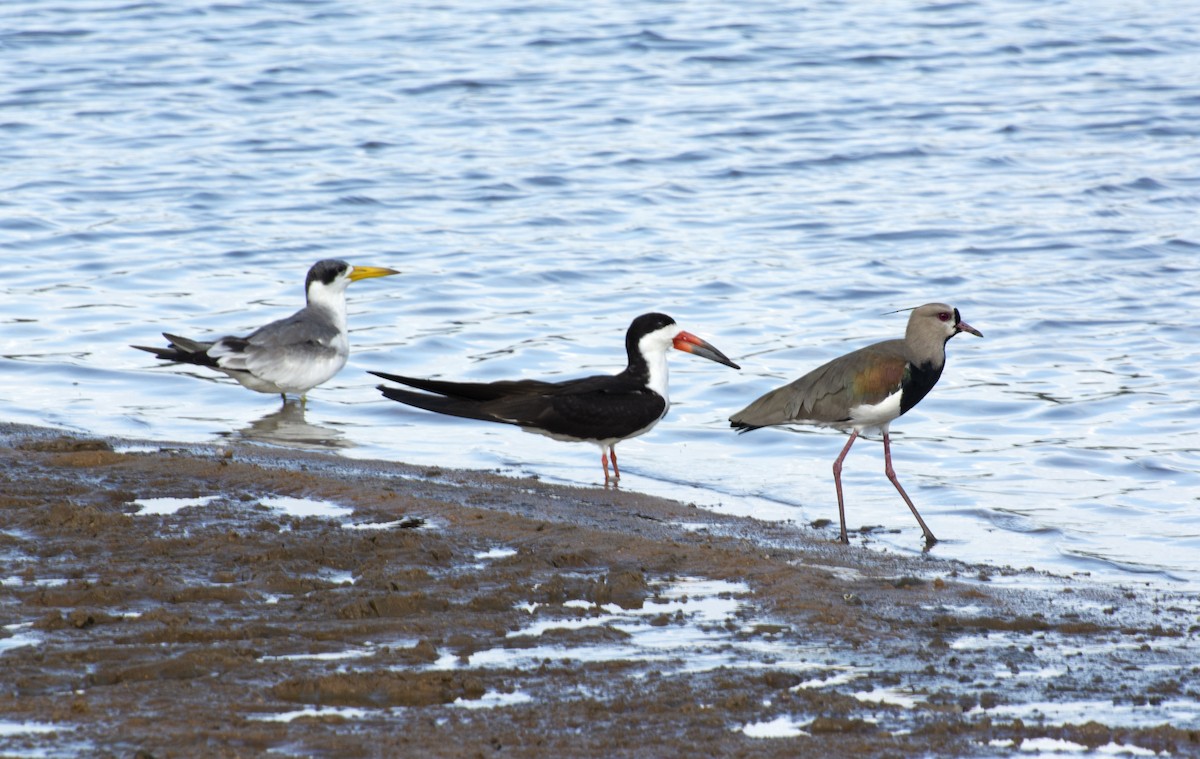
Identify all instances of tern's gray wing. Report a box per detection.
[244,307,341,348]
[209,307,347,392]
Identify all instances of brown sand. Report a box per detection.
[0,422,1196,757]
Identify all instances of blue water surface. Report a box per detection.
[2,0,1199,588]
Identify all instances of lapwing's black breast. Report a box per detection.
[899,360,944,416]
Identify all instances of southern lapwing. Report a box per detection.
[729,302,981,546]
[371,312,740,483]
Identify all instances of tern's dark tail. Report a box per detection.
[131,333,220,369]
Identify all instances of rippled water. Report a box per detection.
[3,0,1199,588]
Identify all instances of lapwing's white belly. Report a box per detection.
[847,388,903,430]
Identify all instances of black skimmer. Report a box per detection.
[729,302,982,546]
[370,312,740,483]
[133,259,399,405]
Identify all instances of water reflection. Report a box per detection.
[228,402,352,451]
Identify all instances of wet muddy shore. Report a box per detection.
[1,422,1197,758]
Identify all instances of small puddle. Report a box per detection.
[112,444,161,454]
[261,649,377,663]
[0,625,40,655]
[1,576,68,588]
[740,715,811,739]
[450,690,534,710]
[130,495,219,516]
[853,687,925,709]
[260,497,425,533]
[474,547,517,561]
[0,721,62,737]
[129,494,423,533]
[318,568,355,586]
[250,706,373,723]
[259,496,354,521]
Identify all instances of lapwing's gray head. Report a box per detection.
[906,303,983,345]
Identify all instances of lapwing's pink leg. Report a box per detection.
[831,430,859,544]
[882,429,938,546]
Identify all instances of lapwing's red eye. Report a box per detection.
[938,312,951,321]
